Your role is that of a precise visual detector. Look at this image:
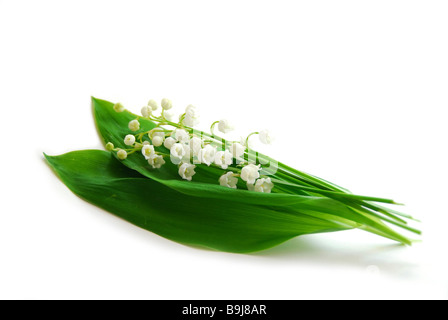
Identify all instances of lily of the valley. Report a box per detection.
[110,97,278,192]
[113,102,125,113]
[117,149,127,160]
[190,137,203,157]
[124,134,136,146]
[164,110,175,122]
[152,131,165,139]
[142,144,155,160]
[172,129,190,144]
[128,119,140,132]
[170,143,186,163]
[178,163,196,181]
[198,144,217,166]
[147,99,158,111]
[148,154,165,169]
[182,144,191,162]
[161,98,173,110]
[219,172,238,189]
[141,106,152,118]
[183,104,200,127]
[253,178,274,193]
[218,119,234,134]
[106,142,114,151]
[259,129,273,145]
[164,137,176,149]
[241,164,260,184]
[214,150,233,169]
[229,142,245,159]
[152,135,164,147]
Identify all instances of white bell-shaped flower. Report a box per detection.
[185,104,196,114]
[128,119,140,132]
[164,110,175,122]
[219,172,238,189]
[218,119,234,134]
[178,163,196,181]
[183,104,200,127]
[259,129,273,144]
[214,150,233,169]
[113,102,125,113]
[142,144,155,160]
[170,143,186,164]
[197,144,217,166]
[161,98,173,110]
[141,106,152,118]
[253,178,274,193]
[240,164,260,184]
[164,137,176,150]
[147,99,158,111]
[117,149,127,160]
[106,142,114,151]
[152,135,163,147]
[124,134,136,146]
[189,137,203,157]
[229,142,245,159]
[182,143,191,162]
[152,131,165,139]
[172,128,190,144]
[148,154,165,169]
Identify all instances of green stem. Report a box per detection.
[245,132,259,147]
[271,178,397,204]
[147,118,401,211]
[210,121,219,136]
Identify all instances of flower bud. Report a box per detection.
[148,99,158,111]
[113,102,125,113]
[117,149,127,160]
[218,119,234,134]
[128,119,140,132]
[106,142,114,151]
[164,137,176,150]
[141,106,152,118]
[152,135,163,147]
[183,105,200,127]
[124,134,136,146]
[259,130,273,144]
[161,98,173,110]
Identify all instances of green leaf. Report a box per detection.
[91,97,417,245]
[45,150,351,253]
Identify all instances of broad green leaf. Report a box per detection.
[91,97,417,245]
[45,150,352,253]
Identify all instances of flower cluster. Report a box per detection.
[109,99,275,193]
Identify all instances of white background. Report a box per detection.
[1,0,447,300]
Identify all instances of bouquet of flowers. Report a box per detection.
[45,97,420,252]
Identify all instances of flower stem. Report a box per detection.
[245,132,259,147]
[210,121,219,136]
